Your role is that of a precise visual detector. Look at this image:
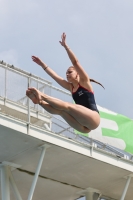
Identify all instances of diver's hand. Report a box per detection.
[32,56,44,67]
[59,32,67,47]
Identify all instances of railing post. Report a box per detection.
[5,64,7,102]
[37,77,39,111]
[27,76,31,134]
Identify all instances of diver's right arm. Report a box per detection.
[32,56,71,91]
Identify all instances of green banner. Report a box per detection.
[74,106,133,154]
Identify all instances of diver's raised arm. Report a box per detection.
[31,56,71,91]
[59,33,89,82]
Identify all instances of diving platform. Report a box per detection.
[0,62,133,200]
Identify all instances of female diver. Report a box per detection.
[26,33,104,133]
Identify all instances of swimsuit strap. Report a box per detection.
[72,83,80,93]
[78,84,94,94]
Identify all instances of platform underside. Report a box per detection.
[0,124,133,200]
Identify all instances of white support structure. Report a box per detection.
[85,191,100,200]
[1,165,10,200]
[44,123,51,131]
[0,162,22,200]
[120,175,132,200]
[9,169,23,200]
[0,144,50,200]
[27,144,50,200]
[78,187,101,200]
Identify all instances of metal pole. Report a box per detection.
[27,77,30,134]
[86,192,100,200]
[37,77,39,112]
[5,65,7,100]
[8,169,23,200]
[27,146,46,200]
[120,176,131,200]
[44,123,51,131]
[1,166,10,200]
[86,191,94,200]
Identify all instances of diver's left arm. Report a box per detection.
[60,32,89,82]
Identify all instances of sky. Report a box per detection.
[0,0,133,122]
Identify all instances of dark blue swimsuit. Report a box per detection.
[72,84,99,113]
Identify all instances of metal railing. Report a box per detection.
[0,61,133,161]
[0,62,72,132]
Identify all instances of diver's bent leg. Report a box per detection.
[40,93,99,130]
[27,88,99,131]
[60,111,91,133]
[40,101,61,115]
[66,104,100,130]
[40,101,90,133]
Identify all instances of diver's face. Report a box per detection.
[66,68,78,82]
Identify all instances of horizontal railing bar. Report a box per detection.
[0,63,71,96]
